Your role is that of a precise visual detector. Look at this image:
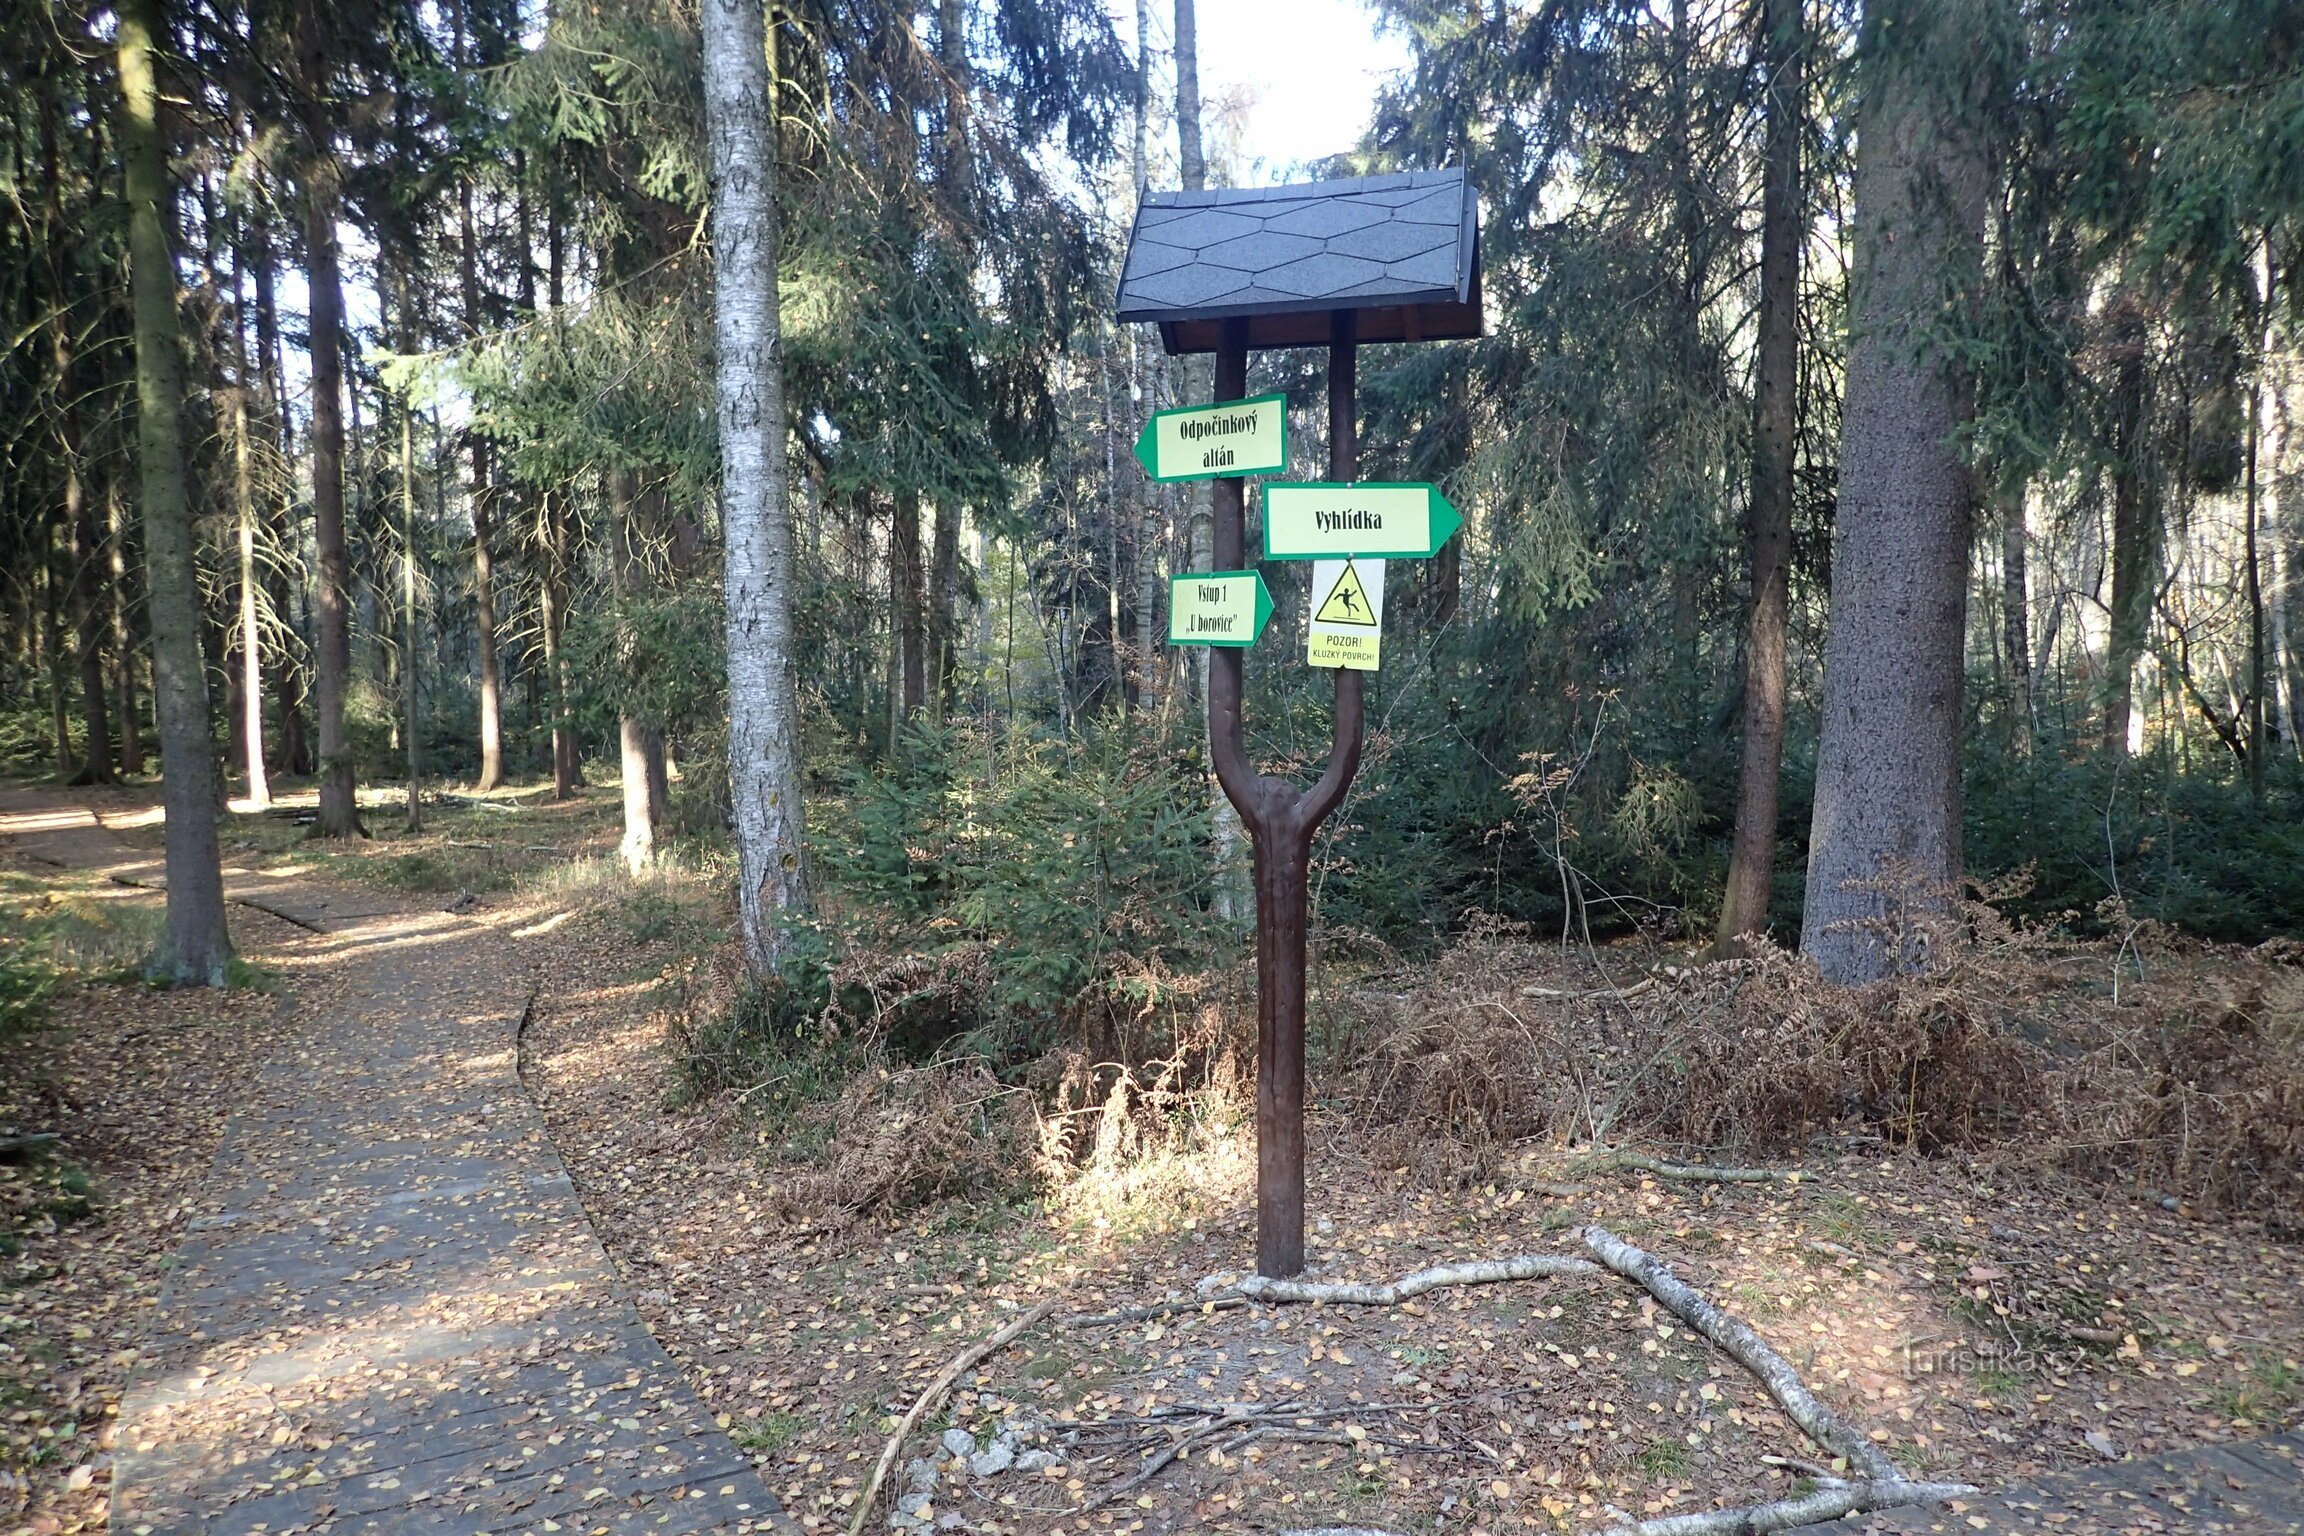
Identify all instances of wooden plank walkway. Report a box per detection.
[0,797,788,1536]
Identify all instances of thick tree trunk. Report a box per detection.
[1172,0,1204,190]
[2103,296,2152,757]
[118,0,231,985]
[298,0,358,835]
[1800,0,1991,984]
[1715,0,1800,954]
[449,0,503,792]
[702,0,812,976]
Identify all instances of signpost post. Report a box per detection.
[1117,168,1480,1278]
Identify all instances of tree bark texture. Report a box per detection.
[893,493,925,721]
[929,500,959,719]
[1800,0,1993,984]
[1715,0,1800,953]
[298,0,358,835]
[609,467,666,872]
[44,85,112,784]
[702,0,812,977]
[118,0,231,985]
[398,380,422,832]
[232,384,270,806]
[2000,482,2033,746]
[2103,294,2153,757]
[2269,337,2299,755]
[1172,0,1204,191]
[460,177,505,790]
[107,484,144,774]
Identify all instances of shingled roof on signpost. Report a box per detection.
[1115,168,1481,355]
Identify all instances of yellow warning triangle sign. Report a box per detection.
[1314,560,1378,626]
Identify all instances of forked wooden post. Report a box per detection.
[1207,311,1366,1278]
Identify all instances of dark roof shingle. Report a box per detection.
[1115,168,1482,354]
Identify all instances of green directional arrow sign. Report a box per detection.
[1167,570,1274,648]
[1134,393,1289,483]
[1261,481,1462,560]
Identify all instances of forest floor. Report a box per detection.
[0,777,2299,1535]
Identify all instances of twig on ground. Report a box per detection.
[1586,1476,1980,1536]
[847,1293,1063,1536]
[1067,1296,1251,1327]
[1076,1405,1267,1512]
[1581,1225,1897,1478]
[1224,1253,1598,1306]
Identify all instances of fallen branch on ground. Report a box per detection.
[1520,977,1658,1002]
[1587,1476,1981,1536]
[1582,1224,1896,1478]
[1067,1296,1251,1328]
[1223,1253,1597,1306]
[1581,1149,1790,1183]
[848,1293,1063,1536]
[231,895,326,934]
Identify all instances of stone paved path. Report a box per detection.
[1791,1427,2304,1533]
[0,795,787,1536]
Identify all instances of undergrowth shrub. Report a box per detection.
[810,719,1237,1065]
[1350,895,2304,1230]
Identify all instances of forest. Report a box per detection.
[2,0,2303,1530]
[7,0,2304,988]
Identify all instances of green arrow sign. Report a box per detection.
[1134,393,1289,483]
[1261,482,1462,560]
[1167,570,1274,648]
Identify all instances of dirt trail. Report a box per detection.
[0,789,789,1535]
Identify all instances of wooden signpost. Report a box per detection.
[1119,168,1481,1278]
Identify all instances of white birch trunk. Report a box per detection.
[702,0,810,975]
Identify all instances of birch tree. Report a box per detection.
[701,0,810,975]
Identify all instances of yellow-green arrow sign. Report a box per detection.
[1262,482,1462,560]
[1167,570,1274,647]
[1134,393,1289,483]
